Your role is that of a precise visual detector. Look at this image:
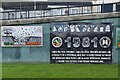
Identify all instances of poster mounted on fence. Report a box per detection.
[1,26,43,47]
[50,22,112,64]
[116,27,120,48]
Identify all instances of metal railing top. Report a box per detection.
[2,2,119,12]
[0,2,120,20]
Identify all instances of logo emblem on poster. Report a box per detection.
[52,37,63,48]
[99,36,111,48]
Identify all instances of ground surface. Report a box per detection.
[2,63,118,78]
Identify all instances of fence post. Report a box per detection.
[91,5,92,14]
[28,10,29,18]
[8,12,10,20]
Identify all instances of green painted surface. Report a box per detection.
[3,63,118,78]
[2,18,120,63]
[116,27,120,48]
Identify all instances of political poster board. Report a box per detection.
[50,22,112,64]
[116,27,120,48]
[1,26,43,47]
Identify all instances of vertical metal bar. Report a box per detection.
[91,5,92,14]
[102,0,104,13]
[96,5,98,13]
[26,10,27,19]
[41,3,42,18]
[67,4,69,16]
[15,11,17,19]
[79,7,80,15]
[61,3,62,16]
[20,2,22,19]
[34,2,35,18]
[82,6,83,15]
[26,6,28,19]
[101,4,102,13]
[28,10,29,18]
[8,12,9,20]
[44,10,46,18]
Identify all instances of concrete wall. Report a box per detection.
[1,13,120,63]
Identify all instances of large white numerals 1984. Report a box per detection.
[65,37,98,48]
[65,37,71,48]
[82,37,90,48]
[73,37,80,48]
[91,37,98,48]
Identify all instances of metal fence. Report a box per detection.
[0,2,120,20]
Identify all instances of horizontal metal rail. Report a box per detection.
[0,2,120,20]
